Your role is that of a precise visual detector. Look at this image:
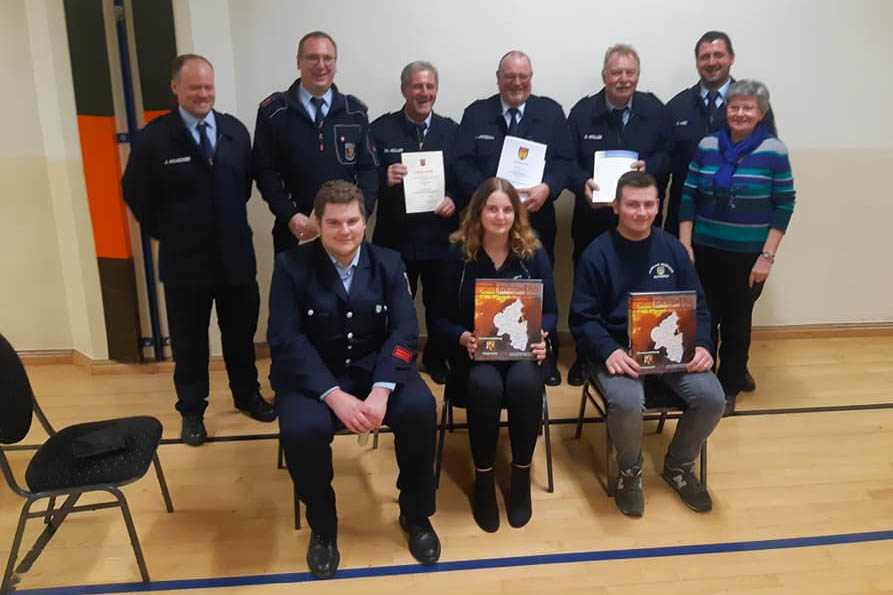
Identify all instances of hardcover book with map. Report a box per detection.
[474,278,543,361]
[628,290,696,374]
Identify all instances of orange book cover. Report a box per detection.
[473,279,543,361]
[627,291,696,374]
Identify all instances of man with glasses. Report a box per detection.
[452,50,574,385]
[254,31,378,253]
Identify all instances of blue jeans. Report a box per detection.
[593,367,725,470]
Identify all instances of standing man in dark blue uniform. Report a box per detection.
[370,61,458,384]
[665,32,776,393]
[268,180,440,579]
[453,50,573,385]
[566,44,672,385]
[122,54,275,446]
[253,31,378,253]
[664,31,776,238]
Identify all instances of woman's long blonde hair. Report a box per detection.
[450,177,540,262]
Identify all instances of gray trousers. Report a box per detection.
[594,367,726,470]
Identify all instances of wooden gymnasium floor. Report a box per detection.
[2,335,892,594]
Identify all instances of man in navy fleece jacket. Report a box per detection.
[569,171,725,518]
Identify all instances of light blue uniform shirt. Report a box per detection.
[299,84,333,121]
[179,107,217,152]
[500,99,526,130]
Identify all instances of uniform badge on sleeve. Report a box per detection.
[392,345,413,363]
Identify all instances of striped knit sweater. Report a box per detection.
[679,134,795,253]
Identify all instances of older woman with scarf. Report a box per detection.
[678,79,795,415]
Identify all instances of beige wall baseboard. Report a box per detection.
[18,322,893,373]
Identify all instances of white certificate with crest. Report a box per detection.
[592,150,638,203]
[401,150,445,214]
[496,136,547,201]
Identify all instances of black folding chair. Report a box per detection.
[434,390,554,493]
[0,333,174,592]
[575,375,707,496]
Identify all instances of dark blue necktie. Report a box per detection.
[196,121,213,164]
[507,107,519,136]
[413,121,427,148]
[611,108,626,142]
[311,96,326,128]
[706,90,719,127]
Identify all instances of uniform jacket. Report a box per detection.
[666,81,777,227]
[253,80,379,252]
[122,109,256,286]
[452,94,573,251]
[567,90,672,252]
[370,109,459,261]
[267,241,419,398]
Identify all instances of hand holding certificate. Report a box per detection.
[401,150,445,214]
[496,136,547,201]
[592,150,638,203]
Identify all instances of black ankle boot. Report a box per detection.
[472,468,499,532]
[507,464,532,528]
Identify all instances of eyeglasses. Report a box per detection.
[499,73,531,83]
[301,54,336,66]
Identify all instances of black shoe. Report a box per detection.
[181,416,207,446]
[615,465,644,517]
[661,461,712,512]
[235,391,277,423]
[423,358,449,385]
[567,359,585,386]
[723,393,737,417]
[472,468,499,532]
[307,532,339,579]
[542,356,561,387]
[507,464,532,528]
[741,370,756,392]
[399,515,441,565]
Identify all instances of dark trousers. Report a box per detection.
[404,258,445,368]
[465,360,543,469]
[693,245,764,395]
[276,372,437,537]
[663,196,681,237]
[163,280,260,417]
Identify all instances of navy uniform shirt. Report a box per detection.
[370,109,459,261]
[253,80,379,252]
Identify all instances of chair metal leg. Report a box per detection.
[700,440,708,489]
[434,396,449,490]
[277,439,285,469]
[44,496,56,525]
[153,453,174,513]
[372,427,380,449]
[109,487,150,583]
[447,402,454,432]
[15,493,79,574]
[656,410,668,434]
[2,498,34,593]
[541,394,554,493]
[604,426,615,497]
[574,386,588,439]
[293,486,301,530]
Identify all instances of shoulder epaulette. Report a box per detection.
[345,94,368,114]
[258,92,288,118]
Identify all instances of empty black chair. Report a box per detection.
[575,375,707,496]
[0,333,174,592]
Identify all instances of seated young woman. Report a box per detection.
[431,177,558,532]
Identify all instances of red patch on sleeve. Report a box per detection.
[392,345,412,363]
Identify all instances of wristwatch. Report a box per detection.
[759,250,775,263]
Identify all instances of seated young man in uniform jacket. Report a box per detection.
[267,180,440,579]
[122,54,274,446]
[253,31,378,253]
[370,60,458,385]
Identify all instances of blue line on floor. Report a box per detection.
[15,529,893,594]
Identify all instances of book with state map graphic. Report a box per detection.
[628,290,697,374]
[473,278,543,361]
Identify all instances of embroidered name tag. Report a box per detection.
[383,147,404,153]
[675,120,689,126]
[584,134,603,140]
[164,156,191,165]
[475,134,495,140]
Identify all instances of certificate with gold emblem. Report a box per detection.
[401,150,445,214]
[495,136,547,201]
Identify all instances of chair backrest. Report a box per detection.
[0,333,34,444]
